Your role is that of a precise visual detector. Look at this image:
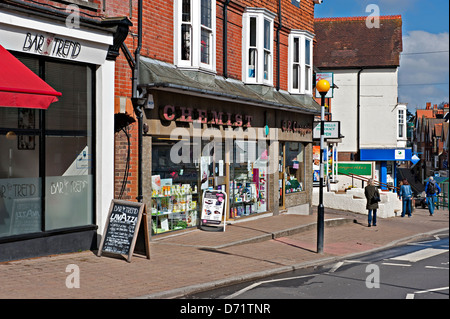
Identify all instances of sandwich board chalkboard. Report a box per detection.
[97,200,150,262]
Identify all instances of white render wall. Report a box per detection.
[327,68,400,152]
[95,60,115,238]
[312,187,402,218]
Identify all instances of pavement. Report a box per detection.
[0,206,448,299]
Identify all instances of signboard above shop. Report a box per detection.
[0,11,112,65]
[360,148,412,162]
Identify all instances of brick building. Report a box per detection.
[111,0,323,235]
[412,102,449,182]
[0,0,323,261]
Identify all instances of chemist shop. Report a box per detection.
[137,59,319,235]
[0,4,130,261]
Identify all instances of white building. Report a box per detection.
[314,16,410,190]
[0,1,130,261]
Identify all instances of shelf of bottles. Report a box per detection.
[151,183,199,234]
[230,166,267,218]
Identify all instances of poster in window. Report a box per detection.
[313,145,320,183]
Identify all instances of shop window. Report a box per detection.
[242,8,275,85]
[285,142,305,193]
[175,0,216,72]
[151,137,200,234]
[288,30,314,95]
[0,55,95,237]
[230,140,268,218]
[44,61,94,230]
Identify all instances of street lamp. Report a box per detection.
[316,79,330,254]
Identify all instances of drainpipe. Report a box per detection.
[276,0,282,91]
[356,68,364,161]
[132,0,143,203]
[223,0,230,78]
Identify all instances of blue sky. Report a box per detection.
[315,0,450,111]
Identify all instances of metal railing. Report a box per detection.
[339,172,400,192]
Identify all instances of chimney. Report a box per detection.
[434,104,437,110]
[426,102,431,109]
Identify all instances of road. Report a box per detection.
[184,233,449,299]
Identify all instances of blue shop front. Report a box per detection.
[360,148,412,190]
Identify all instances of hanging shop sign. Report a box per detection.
[97,200,150,262]
[160,104,253,127]
[315,72,334,98]
[313,121,340,139]
[200,190,227,231]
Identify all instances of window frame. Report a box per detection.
[242,8,276,85]
[288,30,314,95]
[174,0,216,73]
[397,104,407,140]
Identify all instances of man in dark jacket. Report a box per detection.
[364,178,380,227]
[425,177,441,216]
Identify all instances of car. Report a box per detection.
[414,192,427,209]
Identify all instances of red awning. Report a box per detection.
[0,45,62,109]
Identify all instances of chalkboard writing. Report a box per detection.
[97,200,150,262]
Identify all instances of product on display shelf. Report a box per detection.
[150,177,199,234]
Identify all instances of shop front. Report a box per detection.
[360,148,413,190]
[0,5,129,261]
[138,58,319,235]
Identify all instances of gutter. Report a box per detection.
[223,0,231,78]
[132,0,144,203]
[276,0,282,91]
[357,68,364,160]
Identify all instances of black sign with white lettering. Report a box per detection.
[97,200,150,262]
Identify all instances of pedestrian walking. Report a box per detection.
[364,178,380,227]
[425,177,441,216]
[399,179,413,217]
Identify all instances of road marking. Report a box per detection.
[343,260,370,264]
[381,262,411,267]
[391,248,448,263]
[415,286,449,294]
[224,274,316,299]
[425,266,449,270]
[406,286,449,299]
[328,261,344,273]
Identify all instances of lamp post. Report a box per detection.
[316,79,330,254]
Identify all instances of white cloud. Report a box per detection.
[399,31,449,110]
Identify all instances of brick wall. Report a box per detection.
[108,0,317,201]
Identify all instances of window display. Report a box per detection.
[151,137,200,234]
[285,142,305,194]
[230,140,267,218]
[151,180,198,234]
